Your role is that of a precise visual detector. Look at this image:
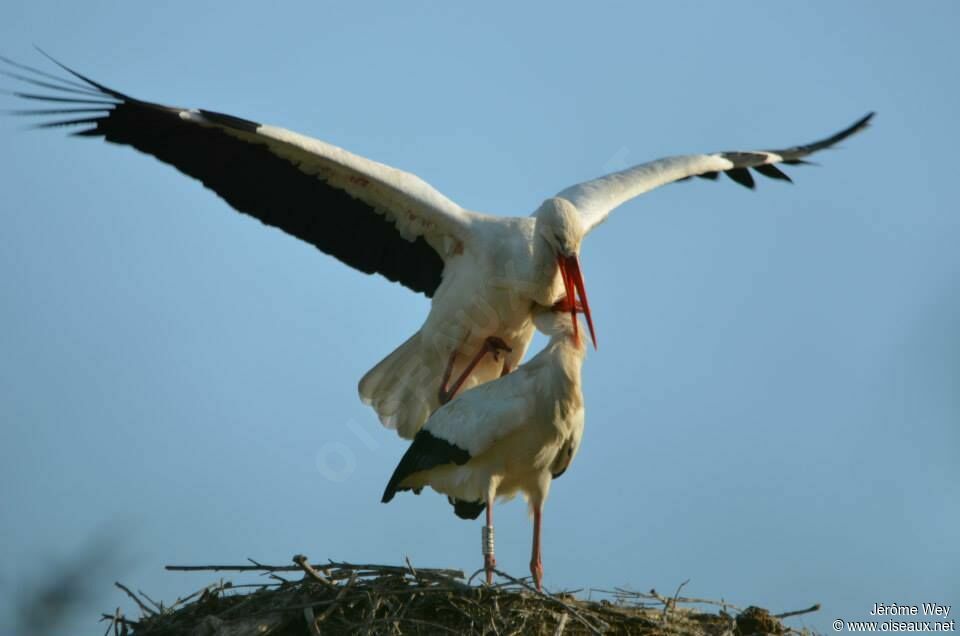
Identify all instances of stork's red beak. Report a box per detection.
[556,254,597,349]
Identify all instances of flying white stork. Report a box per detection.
[3,53,873,438]
[382,300,588,591]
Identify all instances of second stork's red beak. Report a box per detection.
[557,254,597,349]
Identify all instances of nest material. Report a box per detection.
[102,556,815,636]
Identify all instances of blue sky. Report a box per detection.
[1,2,957,633]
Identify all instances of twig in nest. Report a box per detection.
[114,582,155,617]
[316,572,358,625]
[492,568,605,636]
[404,555,418,580]
[303,606,321,636]
[166,582,218,611]
[351,616,462,634]
[99,613,138,628]
[166,563,302,572]
[166,559,465,581]
[776,603,821,619]
[672,579,690,605]
[640,586,742,612]
[197,579,232,604]
[219,590,269,619]
[293,554,333,587]
[137,588,164,614]
[99,609,138,636]
[102,607,118,636]
[662,578,690,619]
[467,567,485,586]
[553,611,569,636]
[326,560,465,579]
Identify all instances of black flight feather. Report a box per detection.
[382,430,471,503]
[726,167,755,189]
[2,53,445,296]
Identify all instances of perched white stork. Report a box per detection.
[3,53,873,438]
[382,300,587,591]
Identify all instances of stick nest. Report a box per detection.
[102,555,816,636]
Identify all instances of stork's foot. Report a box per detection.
[552,295,585,313]
[529,558,543,592]
[484,553,497,586]
[438,337,513,404]
[484,336,512,362]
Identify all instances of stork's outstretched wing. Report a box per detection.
[2,53,476,296]
[556,112,874,234]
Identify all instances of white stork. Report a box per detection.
[3,53,873,438]
[382,300,587,591]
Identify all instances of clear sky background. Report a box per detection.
[1,2,957,633]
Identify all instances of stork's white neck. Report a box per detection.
[527,326,585,395]
[530,235,566,305]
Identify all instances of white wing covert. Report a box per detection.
[423,368,538,457]
[557,113,874,234]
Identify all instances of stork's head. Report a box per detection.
[534,198,596,349]
[535,197,585,256]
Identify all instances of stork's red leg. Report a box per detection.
[483,498,496,586]
[438,337,512,404]
[437,350,459,405]
[530,505,544,592]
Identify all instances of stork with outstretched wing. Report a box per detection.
[2,52,873,439]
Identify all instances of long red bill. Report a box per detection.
[557,255,597,349]
[557,255,578,342]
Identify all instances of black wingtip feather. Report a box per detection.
[0,69,105,98]
[754,163,793,183]
[821,111,875,147]
[771,112,875,162]
[7,91,116,105]
[70,128,102,137]
[726,167,755,189]
[30,116,103,129]
[0,53,101,94]
[3,107,109,116]
[32,46,131,102]
[851,111,875,131]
